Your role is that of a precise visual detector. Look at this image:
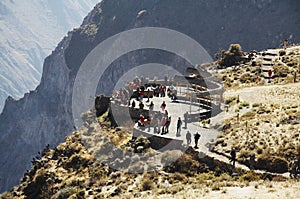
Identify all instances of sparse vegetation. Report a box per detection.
[140,176,155,191]
[2,46,300,199]
[273,64,289,77]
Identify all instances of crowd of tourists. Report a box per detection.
[111,77,202,148]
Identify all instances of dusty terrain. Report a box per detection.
[1,46,300,199]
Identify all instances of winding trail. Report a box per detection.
[132,81,298,177]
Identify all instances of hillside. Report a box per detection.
[0,0,99,111]
[1,108,299,198]
[0,0,300,193]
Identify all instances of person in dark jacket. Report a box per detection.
[230,148,236,167]
[186,131,191,145]
[163,116,171,134]
[194,132,201,149]
[176,117,182,137]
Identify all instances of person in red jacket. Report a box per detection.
[139,115,145,127]
[161,101,166,111]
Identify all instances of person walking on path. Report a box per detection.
[194,132,201,149]
[230,148,237,168]
[176,117,182,137]
[186,131,191,145]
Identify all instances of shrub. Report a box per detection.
[141,177,154,191]
[240,73,251,83]
[216,44,244,68]
[164,153,203,175]
[257,147,263,154]
[169,172,188,184]
[242,111,255,119]
[173,172,187,182]
[240,101,250,108]
[211,182,222,190]
[239,171,261,181]
[279,50,286,56]
[296,144,300,155]
[225,96,237,105]
[255,155,288,173]
[273,65,289,77]
[287,61,296,67]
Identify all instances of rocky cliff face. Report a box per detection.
[0,0,99,111]
[0,0,299,192]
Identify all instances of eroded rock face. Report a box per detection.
[0,0,99,111]
[0,0,299,192]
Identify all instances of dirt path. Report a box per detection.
[224,82,300,106]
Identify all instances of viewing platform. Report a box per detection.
[110,72,224,152]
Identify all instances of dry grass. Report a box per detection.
[217,46,300,89]
[216,65,300,173]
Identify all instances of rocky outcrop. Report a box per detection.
[0,0,300,192]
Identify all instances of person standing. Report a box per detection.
[183,112,188,129]
[146,88,150,102]
[131,100,136,108]
[139,115,145,127]
[139,101,144,109]
[161,101,166,111]
[164,116,171,134]
[249,153,255,170]
[161,116,166,134]
[176,117,182,137]
[149,101,154,112]
[139,89,145,101]
[147,116,152,132]
[194,132,201,149]
[230,148,237,167]
[156,117,161,134]
[186,131,191,145]
[283,39,288,49]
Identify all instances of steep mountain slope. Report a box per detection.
[0,0,300,193]
[0,0,99,111]
[2,110,296,198]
